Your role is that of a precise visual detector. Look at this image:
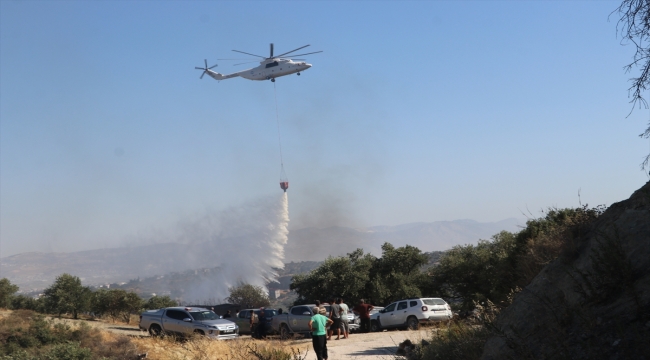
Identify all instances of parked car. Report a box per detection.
[369,306,384,316]
[369,298,452,332]
[321,303,358,332]
[272,304,318,339]
[139,306,238,340]
[233,308,278,335]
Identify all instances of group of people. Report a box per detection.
[309,298,375,360]
[249,307,268,339]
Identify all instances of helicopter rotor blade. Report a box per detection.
[208,64,218,69]
[274,44,310,58]
[270,43,274,58]
[232,50,266,59]
[204,59,207,68]
[200,71,205,79]
[285,51,323,57]
[233,61,259,66]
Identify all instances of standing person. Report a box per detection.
[338,298,350,339]
[258,308,267,339]
[353,299,374,333]
[309,306,333,360]
[328,298,342,340]
[250,310,259,338]
[315,300,325,313]
[223,310,232,318]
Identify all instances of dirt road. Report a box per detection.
[85,319,430,358]
[299,330,429,359]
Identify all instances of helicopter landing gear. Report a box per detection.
[271,78,275,82]
[297,72,301,76]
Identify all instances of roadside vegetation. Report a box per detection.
[0,309,140,359]
[0,205,606,359]
[289,205,605,360]
[0,308,310,360]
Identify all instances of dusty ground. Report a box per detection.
[81,321,430,360]
[299,330,431,359]
[76,318,432,358]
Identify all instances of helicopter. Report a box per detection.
[195,43,322,82]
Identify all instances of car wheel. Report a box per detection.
[280,324,291,340]
[370,320,380,332]
[406,316,419,330]
[149,324,163,337]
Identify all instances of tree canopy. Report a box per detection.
[0,278,19,308]
[291,243,430,306]
[226,284,270,308]
[42,273,91,319]
[428,206,603,310]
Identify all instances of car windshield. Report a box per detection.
[190,311,220,321]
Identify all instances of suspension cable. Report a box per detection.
[273,82,286,179]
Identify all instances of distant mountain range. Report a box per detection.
[1,219,522,292]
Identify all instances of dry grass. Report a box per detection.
[131,336,311,360]
[1,309,310,360]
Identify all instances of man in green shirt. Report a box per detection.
[309,306,333,360]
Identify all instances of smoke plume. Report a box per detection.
[169,193,289,303]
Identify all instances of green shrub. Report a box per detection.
[428,206,603,310]
[42,343,92,360]
[0,310,139,359]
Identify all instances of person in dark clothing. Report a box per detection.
[257,308,267,339]
[328,298,342,340]
[222,310,232,318]
[353,299,374,333]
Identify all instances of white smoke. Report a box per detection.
[170,193,289,303]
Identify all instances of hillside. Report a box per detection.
[1,219,520,292]
[481,181,650,359]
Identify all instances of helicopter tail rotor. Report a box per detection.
[195,59,218,79]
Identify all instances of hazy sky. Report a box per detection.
[1,1,648,258]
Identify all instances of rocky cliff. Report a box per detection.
[481,181,650,359]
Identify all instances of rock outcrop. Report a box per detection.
[482,181,650,359]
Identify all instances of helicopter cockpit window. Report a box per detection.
[265,61,279,68]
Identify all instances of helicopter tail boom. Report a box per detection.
[205,70,239,81]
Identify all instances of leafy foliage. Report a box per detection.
[142,295,178,310]
[91,289,142,323]
[226,284,270,308]
[10,296,42,312]
[42,274,91,319]
[427,231,517,310]
[429,206,603,310]
[0,310,139,359]
[291,244,430,306]
[0,279,19,309]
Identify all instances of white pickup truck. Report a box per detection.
[139,306,238,340]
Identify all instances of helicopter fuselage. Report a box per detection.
[207,58,311,82]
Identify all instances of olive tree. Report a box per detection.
[143,295,178,310]
[226,284,270,308]
[0,278,19,308]
[43,273,91,319]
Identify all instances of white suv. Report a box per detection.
[369,298,452,331]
